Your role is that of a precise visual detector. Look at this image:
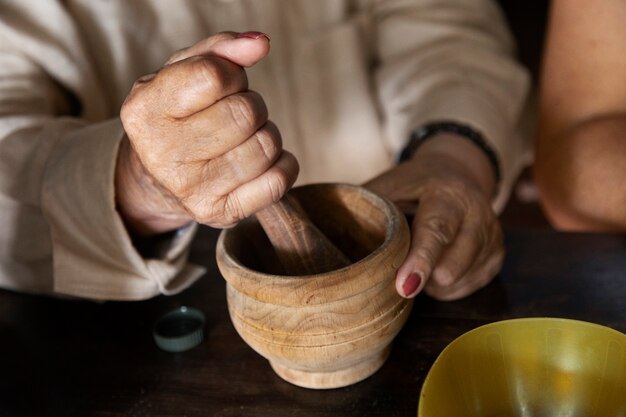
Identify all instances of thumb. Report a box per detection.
[166,31,271,68]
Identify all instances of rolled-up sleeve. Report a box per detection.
[372,0,532,211]
[0,1,204,300]
[41,119,203,300]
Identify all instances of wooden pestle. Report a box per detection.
[255,194,351,275]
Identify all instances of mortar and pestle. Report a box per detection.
[216,183,412,389]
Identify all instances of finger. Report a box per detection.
[424,247,504,301]
[124,32,270,123]
[166,31,271,68]
[228,150,299,216]
[126,89,268,175]
[190,151,299,228]
[395,193,464,298]
[200,121,282,196]
[172,90,269,160]
[150,55,250,118]
[363,161,415,203]
[426,223,484,288]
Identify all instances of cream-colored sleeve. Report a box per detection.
[0,5,204,300]
[370,0,533,212]
[41,119,204,300]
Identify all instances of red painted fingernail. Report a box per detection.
[237,31,271,41]
[402,272,422,297]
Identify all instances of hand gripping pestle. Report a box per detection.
[255,194,351,276]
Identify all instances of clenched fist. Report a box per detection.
[116,32,299,235]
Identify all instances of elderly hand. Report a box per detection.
[365,133,504,301]
[116,32,298,235]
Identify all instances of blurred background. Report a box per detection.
[496,0,550,230]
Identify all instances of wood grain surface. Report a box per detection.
[1,224,625,416]
[255,194,350,276]
[219,184,412,389]
[0,2,596,415]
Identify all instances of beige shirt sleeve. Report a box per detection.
[370,0,533,212]
[0,0,532,299]
[0,2,203,300]
[41,119,203,300]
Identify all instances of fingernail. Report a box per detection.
[402,272,422,297]
[237,31,271,41]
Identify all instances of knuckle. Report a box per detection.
[221,194,247,225]
[183,194,240,228]
[120,94,141,122]
[265,169,289,204]
[226,93,266,133]
[190,56,248,100]
[120,98,150,140]
[431,265,460,287]
[121,87,161,134]
[191,57,230,95]
[421,216,456,244]
[252,125,281,164]
[202,158,228,184]
[412,246,438,267]
[415,219,455,259]
[119,101,133,126]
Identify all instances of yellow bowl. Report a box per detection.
[419,318,626,417]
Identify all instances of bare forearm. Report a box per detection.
[537,0,626,231]
[535,115,626,231]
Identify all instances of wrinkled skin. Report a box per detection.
[116,32,503,301]
[365,133,504,300]
[117,32,299,234]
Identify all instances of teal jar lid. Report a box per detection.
[153,306,205,352]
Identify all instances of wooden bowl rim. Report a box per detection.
[216,183,410,306]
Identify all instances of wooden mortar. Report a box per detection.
[254,193,351,275]
[216,183,412,389]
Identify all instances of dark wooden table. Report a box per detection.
[1,223,625,417]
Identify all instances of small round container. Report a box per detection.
[419,317,626,416]
[153,306,205,353]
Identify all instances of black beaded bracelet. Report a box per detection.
[398,121,502,185]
